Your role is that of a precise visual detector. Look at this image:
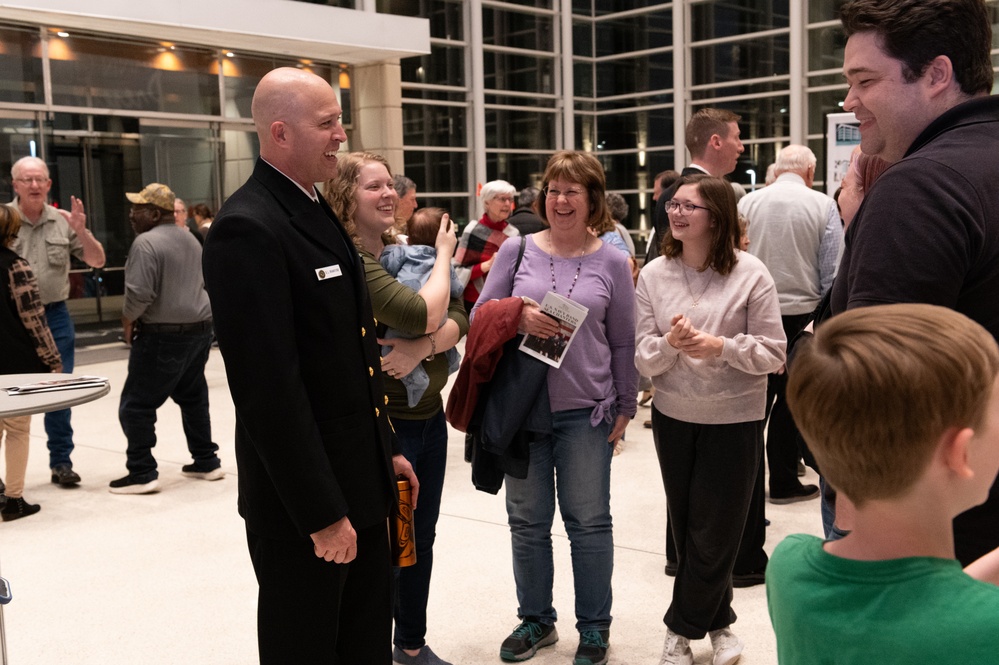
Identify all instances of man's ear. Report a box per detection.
[708,133,723,150]
[924,55,956,98]
[270,120,288,146]
[941,425,975,479]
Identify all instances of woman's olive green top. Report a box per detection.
[360,248,469,420]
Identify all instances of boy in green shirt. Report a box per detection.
[767,303,999,663]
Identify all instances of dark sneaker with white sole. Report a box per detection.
[108,475,160,494]
[500,619,558,661]
[181,464,225,481]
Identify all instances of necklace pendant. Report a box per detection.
[691,302,698,307]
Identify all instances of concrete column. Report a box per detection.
[351,60,405,174]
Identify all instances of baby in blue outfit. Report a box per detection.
[379,207,463,407]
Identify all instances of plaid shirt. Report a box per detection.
[7,256,62,371]
[452,214,519,305]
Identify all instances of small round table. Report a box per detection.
[0,373,110,665]
[0,373,111,419]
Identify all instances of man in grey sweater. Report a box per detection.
[110,182,221,495]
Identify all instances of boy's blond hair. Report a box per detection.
[787,303,999,506]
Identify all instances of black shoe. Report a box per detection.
[732,567,766,588]
[50,464,81,486]
[574,629,609,665]
[1,496,41,521]
[664,559,678,577]
[770,484,820,504]
[500,619,558,661]
[108,475,160,495]
[181,464,225,481]
[797,460,807,477]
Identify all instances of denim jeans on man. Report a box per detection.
[505,407,614,632]
[393,410,449,650]
[118,329,219,481]
[43,301,75,468]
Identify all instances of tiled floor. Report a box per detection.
[1,344,823,664]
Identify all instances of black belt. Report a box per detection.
[138,320,213,334]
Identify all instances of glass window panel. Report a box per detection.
[575,114,596,151]
[598,153,665,192]
[485,94,557,108]
[489,0,554,9]
[403,103,467,147]
[222,128,260,199]
[808,137,831,190]
[45,114,144,269]
[690,34,790,86]
[595,107,674,152]
[49,34,220,114]
[808,0,849,23]
[427,0,464,41]
[483,51,555,94]
[224,56,332,120]
[573,19,593,57]
[138,124,220,216]
[594,13,672,57]
[595,55,673,96]
[735,141,780,188]
[483,8,554,51]
[574,62,594,98]
[690,79,786,101]
[377,0,464,40]
[809,25,847,72]
[485,109,556,150]
[403,88,466,102]
[402,44,465,87]
[419,195,472,231]
[587,1,670,16]
[486,153,550,194]
[0,25,43,104]
[403,150,468,200]
[0,116,40,203]
[690,1,789,37]
[808,73,847,88]
[808,89,850,136]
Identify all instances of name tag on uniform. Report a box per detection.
[315,264,343,281]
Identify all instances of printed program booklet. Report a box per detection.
[519,292,589,368]
[4,375,109,396]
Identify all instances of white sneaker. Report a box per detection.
[709,627,743,665]
[658,629,693,665]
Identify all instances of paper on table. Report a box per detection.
[4,375,109,396]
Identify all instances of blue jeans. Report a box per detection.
[44,301,75,468]
[118,330,219,482]
[392,410,449,650]
[505,407,614,632]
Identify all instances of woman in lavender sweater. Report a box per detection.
[474,151,637,665]
[636,174,785,665]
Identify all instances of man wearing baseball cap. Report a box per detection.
[110,182,221,494]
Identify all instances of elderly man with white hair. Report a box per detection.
[738,144,843,508]
[10,155,105,487]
